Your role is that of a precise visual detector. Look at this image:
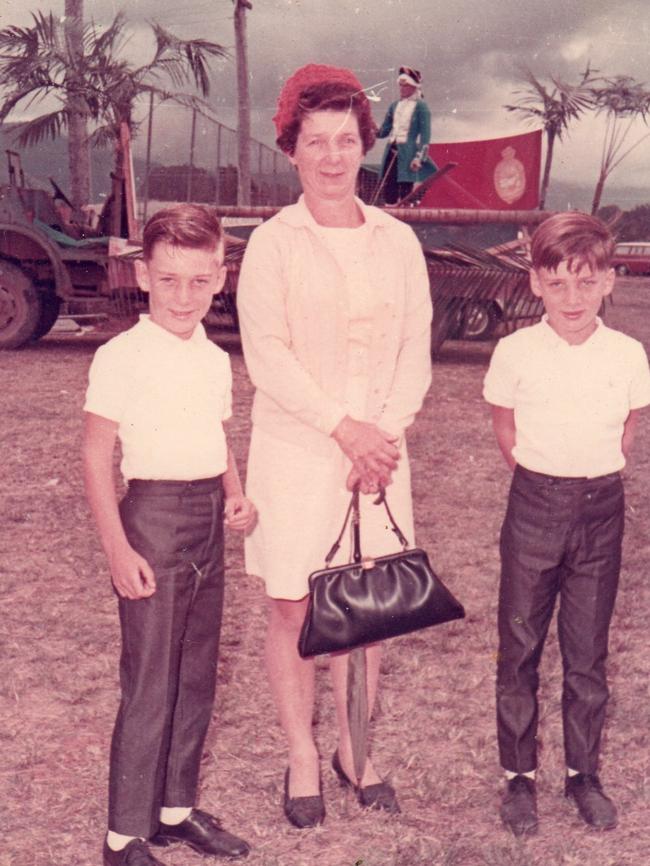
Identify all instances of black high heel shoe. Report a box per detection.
[332,751,400,813]
[283,768,326,828]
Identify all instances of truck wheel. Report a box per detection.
[430,302,456,357]
[204,290,239,332]
[31,294,62,341]
[457,300,500,341]
[615,264,629,276]
[0,261,40,349]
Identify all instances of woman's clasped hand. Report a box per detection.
[332,415,400,492]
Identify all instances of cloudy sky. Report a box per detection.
[2,0,650,206]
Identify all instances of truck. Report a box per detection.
[0,154,113,349]
[0,153,243,349]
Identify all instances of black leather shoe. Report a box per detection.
[150,809,250,858]
[103,838,167,866]
[283,768,326,828]
[332,751,400,814]
[565,773,617,830]
[500,775,538,837]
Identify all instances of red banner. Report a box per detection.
[420,130,542,210]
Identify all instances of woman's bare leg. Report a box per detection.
[265,596,320,797]
[329,643,383,786]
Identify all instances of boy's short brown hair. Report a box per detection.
[142,204,224,261]
[530,211,615,273]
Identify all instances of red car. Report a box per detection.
[611,242,650,276]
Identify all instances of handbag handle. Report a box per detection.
[323,486,409,567]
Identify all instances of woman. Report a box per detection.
[237,63,432,828]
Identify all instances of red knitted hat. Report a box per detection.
[273,63,365,138]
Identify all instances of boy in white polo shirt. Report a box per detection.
[83,204,255,866]
[483,212,650,837]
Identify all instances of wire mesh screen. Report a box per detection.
[134,102,301,214]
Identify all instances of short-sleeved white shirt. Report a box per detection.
[483,317,650,477]
[84,315,232,481]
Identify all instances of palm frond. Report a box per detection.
[504,66,594,139]
[0,11,59,55]
[0,8,228,174]
[0,81,63,123]
[87,12,126,61]
[87,124,117,149]
[145,87,217,122]
[146,21,228,96]
[8,110,68,147]
[591,75,650,120]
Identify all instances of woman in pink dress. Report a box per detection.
[237,64,432,828]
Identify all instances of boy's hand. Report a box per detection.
[108,542,156,600]
[225,495,257,532]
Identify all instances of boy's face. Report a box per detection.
[136,241,226,340]
[530,260,614,345]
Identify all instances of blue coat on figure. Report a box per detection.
[377,66,437,203]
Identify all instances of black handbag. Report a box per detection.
[298,487,465,658]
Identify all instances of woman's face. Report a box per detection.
[289,110,363,204]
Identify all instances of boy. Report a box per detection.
[83,204,255,866]
[483,212,650,837]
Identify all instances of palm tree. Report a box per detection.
[0,10,227,231]
[505,68,593,209]
[588,75,650,214]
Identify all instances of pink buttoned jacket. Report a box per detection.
[237,195,432,455]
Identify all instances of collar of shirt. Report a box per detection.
[138,314,208,349]
[277,195,396,235]
[539,313,605,350]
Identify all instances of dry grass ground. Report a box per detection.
[2,278,650,866]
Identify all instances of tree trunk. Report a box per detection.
[538,129,555,211]
[64,0,91,213]
[591,171,608,215]
[234,0,252,205]
[110,136,125,238]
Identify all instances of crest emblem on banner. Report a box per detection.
[494,146,526,204]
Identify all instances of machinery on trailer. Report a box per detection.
[0,150,547,353]
[206,204,548,356]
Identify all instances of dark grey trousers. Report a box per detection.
[496,465,624,775]
[382,144,413,204]
[108,476,225,838]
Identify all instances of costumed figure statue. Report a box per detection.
[376,66,437,205]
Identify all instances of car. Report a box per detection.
[611,242,650,276]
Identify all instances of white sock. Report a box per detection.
[505,769,536,780]
[567,767,580,777]
[106,831,141,852]
[160,806,192,825]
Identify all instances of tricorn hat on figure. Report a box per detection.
[397,66,422,87]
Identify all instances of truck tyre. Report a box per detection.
[457,300,500,341]
[615,264,629,276]
[31,294,62,341]
[204,290,239,332]
[430,301,456,357]
[0,261,40,349]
